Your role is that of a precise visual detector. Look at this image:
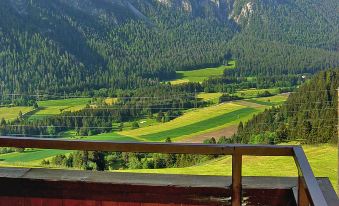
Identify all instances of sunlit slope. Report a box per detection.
[197,92,222,104]
[0,106,33,120]
[121,102,244,136]
[122,144,337,189]
[140,108,257,141]
[0,133,137,167]
[120,100,268,141]
[29,98,91,120]
[170,61,236,84]
[120,93,290,142]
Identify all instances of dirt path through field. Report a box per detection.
[178,124,238,143]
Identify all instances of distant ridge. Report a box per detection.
[0,0,338,94]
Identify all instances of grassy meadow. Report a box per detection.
[120,102,247,138]
[244,93,289,106]
[28,98,91,120]
[119,94,287,141]
[0,131,138,167]
[170,60,236,84]
[122,144,337,189]
[140,108,257,141]
[104,97,118,105]
[0,106,33,120]
[197,92,222,104]
[234,88,281,99]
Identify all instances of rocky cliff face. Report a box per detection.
[155,0,254,24]
[8,0,255,26]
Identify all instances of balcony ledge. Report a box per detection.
[0,167,337,206]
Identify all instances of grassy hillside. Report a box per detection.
[140,108,257,141]
[120,102,246,138]
[244,94,289,106]
[0,106,33,120]
[234,88,281,99]
[0,132,137,167]
[29,98,91,120]
[122,144,337,189]
[197,92,222,104]
[170,61,236,84]
[120,93,288,141]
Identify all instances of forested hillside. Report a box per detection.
[235,69,339,144]
[0,0,338,95]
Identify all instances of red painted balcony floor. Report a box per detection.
[0,167,337,206]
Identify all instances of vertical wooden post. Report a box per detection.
[297,174,310,206]
[232,151,242,206]
[337,88,339,193]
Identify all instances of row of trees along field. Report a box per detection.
[233,69,339,144]
[0,70,298,106]
[202,74,301,93]
[42,138,218,171]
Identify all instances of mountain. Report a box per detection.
[234,69,339,144]
[0,0,338,94]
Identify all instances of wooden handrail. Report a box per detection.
[293,146,328,206]
[0,136,329,206]
[0,136,294,155]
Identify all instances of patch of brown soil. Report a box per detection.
[178,125,238,143]
[234,100,263,108]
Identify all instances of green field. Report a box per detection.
[120,102,246,137]
[122,144,337,189]
[117,118,160,131]
[0,131,138,167]
[120,97,276,141]
[81,132,139,142]
[234,88,281,99]
[61,130,138,142]
[0,149,69,164]
[140,108,257,141]
[197,92,222,104]
[38,98,91,107]
[0,106,33,120]
[29,98,91,120]
[104,97,118,105]
[170,60,236,84]
[244,94,289,106]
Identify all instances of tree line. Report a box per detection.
[233,69,339,144]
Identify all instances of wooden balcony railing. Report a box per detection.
[0,136,330,206]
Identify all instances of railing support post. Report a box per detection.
[232,151,242,206]
[298,175,310,206]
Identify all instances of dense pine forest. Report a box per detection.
[234,69,339,144]
[0,0,338,95]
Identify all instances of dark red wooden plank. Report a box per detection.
[0,197,25,206]
[63,199,98,206]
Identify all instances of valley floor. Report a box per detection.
[0,93,288,166]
